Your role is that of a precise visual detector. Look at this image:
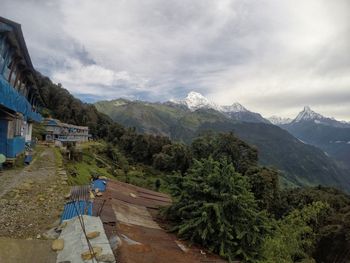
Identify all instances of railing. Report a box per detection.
[0,75,42,122]
[57,135,89,142]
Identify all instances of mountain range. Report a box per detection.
[277,106,350,169]
[95,92,350,191]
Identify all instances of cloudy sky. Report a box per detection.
[1,0,350,120]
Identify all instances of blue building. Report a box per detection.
[43,118,90,143]
[0,17,42,162]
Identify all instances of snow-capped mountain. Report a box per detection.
[291,106,350,128]
[171,91,269,123]
[278,106,350,168]
[268,116,292,125]
[173,91,221,111]
[293,106,325,123]
[221,103,248,113]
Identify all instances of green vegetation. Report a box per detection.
[35,73,350,262]
[94,98,350,191]
[165,158,270,262]
[260,201,329,263]
[64,141,169,192]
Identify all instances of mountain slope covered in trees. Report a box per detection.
[281,121,350,169]
[95,98,350,191]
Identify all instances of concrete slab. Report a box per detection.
[112,199,161,229]
[0,237,56,263]
[56,215,116,263]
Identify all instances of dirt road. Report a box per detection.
[0,146,69,239]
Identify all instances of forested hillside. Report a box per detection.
[281,121,350,168]
[95,98,350,191]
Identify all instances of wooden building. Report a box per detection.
[0,17,42,161]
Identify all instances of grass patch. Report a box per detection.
[64,142,171,193]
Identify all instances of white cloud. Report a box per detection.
[1,0,350,120]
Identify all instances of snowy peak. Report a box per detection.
[173,91,248,113]
[268,116,292,125]
[221,102,248,113]
[294,106,325,122]
[171,91,269,123]
[179,91,219,111]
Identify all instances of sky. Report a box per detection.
[1,0,350,120]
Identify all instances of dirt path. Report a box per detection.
[0,237,56,263]
[0,147,46,199]
[0,146,70,239]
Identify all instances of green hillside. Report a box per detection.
[95,99,350,191]
[281,121,350,168]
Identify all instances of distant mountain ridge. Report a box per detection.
[274,106,350,169]
[95,95,350,191]
[171,91,269,123]
[268,116,293,125]
[290,106,350,128]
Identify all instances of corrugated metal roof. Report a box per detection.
[60,201,92,222]
[70,185,90,201]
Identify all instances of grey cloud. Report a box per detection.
[1,0,350,120]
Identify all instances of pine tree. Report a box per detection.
[165,157,270,262]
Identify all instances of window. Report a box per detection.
[10,67,17,87]
[7,121,14,139]
[14,118,22,137]
[0,40,6,73]
[3,55,12,81]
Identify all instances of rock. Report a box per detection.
[96,192,102,197]
[56,222,68,231]
[86,231,100,239]
[36,234,41,239]
[99,176,108,180]
[61,181,68,185]
[96,254,115,262]
[39,197,45,201]
[64,193,71,199]
[89,191,95,199]
[43,227,60,240]
[95,188,100,193]
[81,246,103,260]
[52,239,64,251]
[130,193,137,198]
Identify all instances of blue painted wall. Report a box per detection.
[6,136,25,158]
[0,119,8,156]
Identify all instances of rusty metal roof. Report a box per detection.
[70,185,90,201]
[92,179,227,263]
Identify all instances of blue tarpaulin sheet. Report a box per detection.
[60,201,93,222]
[92,179,107,192]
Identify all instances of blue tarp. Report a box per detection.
[91,179,107,192]
[60,201,93,222]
